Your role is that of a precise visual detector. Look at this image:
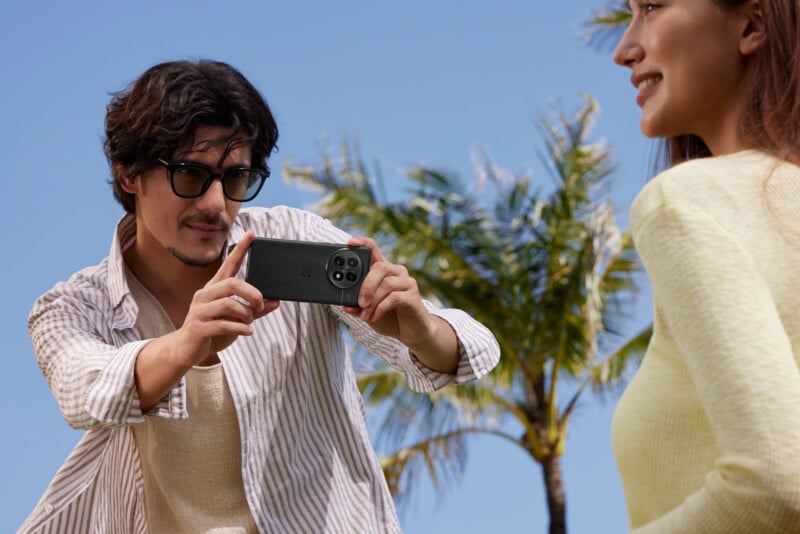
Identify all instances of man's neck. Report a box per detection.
[123,240,220,328]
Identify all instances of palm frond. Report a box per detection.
[589,324,652,396]
[582,1,632,52]
[358,365,514,453]
[596,231,643,351]
[381,427,526,512]
[558,325,649,439]
[381,429,468,511]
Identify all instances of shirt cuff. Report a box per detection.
[405,306,500,391]
[85,339,188,425]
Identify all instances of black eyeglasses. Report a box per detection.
[158,159,270,202]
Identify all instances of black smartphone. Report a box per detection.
[245,237,371,307]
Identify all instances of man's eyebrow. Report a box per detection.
[173,145,212,159]
[174,137,233,159]
[172,149,195,159]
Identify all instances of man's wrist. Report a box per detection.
[405,315,459,374]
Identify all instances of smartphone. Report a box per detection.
[245,237,371,307]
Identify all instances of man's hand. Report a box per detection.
[136,230,279,410]
[342,236,459,374]
[172,230,278,367]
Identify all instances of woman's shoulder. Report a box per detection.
[630,150,780,232]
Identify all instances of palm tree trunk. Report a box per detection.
[541,455,567,534]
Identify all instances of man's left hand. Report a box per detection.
[343,236,459,374]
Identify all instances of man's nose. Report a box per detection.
[195,177,227,211]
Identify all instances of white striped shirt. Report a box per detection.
[21,206,500,533]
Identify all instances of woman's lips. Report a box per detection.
[635,75,662,107]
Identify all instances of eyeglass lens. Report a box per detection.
[171,166,263,201]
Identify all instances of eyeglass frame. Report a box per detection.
[157,158,270,202]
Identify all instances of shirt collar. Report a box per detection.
[108,213,138,312]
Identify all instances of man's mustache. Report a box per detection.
[180,213,229,231]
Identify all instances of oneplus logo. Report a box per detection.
[301,267,312,278]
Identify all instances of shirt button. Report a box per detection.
[45,504,54,514]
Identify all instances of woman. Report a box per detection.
[611,1,800,532]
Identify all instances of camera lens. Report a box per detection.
[347,257,359,267]
[346,272,357,283]
[334,256,345,267]
[333,271,344,281]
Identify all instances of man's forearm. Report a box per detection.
[134,332,194,411]
[405,315,460,374]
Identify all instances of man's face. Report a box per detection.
[125,125,253,268]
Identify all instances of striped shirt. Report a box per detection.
[21,206,500,533]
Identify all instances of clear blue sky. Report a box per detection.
[1,2,654,532]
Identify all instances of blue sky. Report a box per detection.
[1,2,654,532]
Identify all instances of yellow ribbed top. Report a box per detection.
[612,150,800,532]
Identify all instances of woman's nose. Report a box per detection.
[613,28,644,68]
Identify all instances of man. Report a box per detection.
[21,59,499,533]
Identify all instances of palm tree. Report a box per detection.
[284,96,651,534]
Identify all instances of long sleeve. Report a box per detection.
[28,268,187,430]
[334,301,499,392]
[29,279,143,429]
[631,202,800,533]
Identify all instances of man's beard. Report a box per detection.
[170,212,228,267]
[167,246,223,267]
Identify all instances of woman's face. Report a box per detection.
[613,0,751,154]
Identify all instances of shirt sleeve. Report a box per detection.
[28,279,183,430]
[334,299,500,393]
[631,202,800,533]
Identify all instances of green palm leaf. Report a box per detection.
[582,1,632,52]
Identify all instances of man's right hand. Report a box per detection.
[135,230,279,410]
[172,230,278,367]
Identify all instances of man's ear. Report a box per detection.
[116,164,139,194]
[739,0,767,56]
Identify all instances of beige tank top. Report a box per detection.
[126,266,257,533]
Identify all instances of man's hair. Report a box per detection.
[104,59,279,213]
[661,0,800,167]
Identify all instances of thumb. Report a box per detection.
[211,230,254,282]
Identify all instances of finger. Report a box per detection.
[193,294,258,325]
[253,299,280,320]
[358,262,412,309]
[347,236,385,264]
[212,230,255,282]
[179,316,255,347]
[202,319,255,338]
[341,305,361,316]
[357,260,390,309]
[364,281,417,324]
[364,292,404,324]
[198,277,265,312]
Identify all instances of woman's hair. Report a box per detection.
[661,0,800,168]
[104,60,279,213]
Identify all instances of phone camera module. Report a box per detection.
[328,249,364,289]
